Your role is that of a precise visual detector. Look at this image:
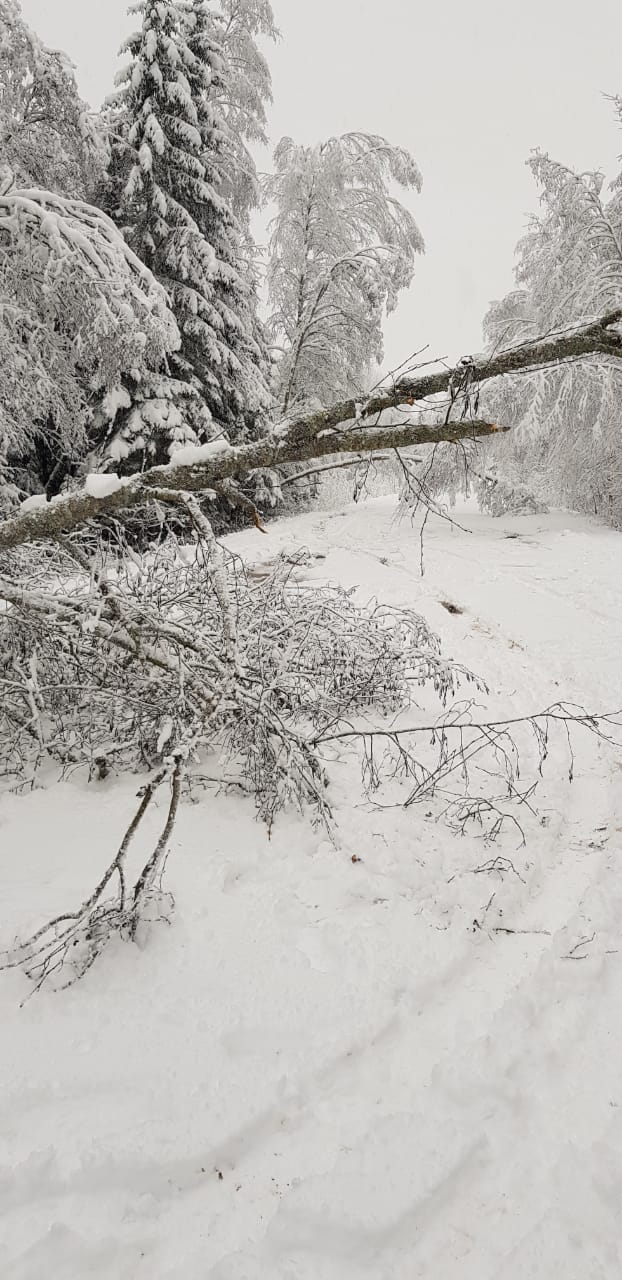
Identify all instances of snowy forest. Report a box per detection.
[2,1,622,1275]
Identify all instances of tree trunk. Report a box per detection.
[2,308,622,551]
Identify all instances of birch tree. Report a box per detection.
[477,144,622,524]
[264,132,423,414]
[0,0,105,197]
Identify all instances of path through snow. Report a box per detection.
[2,498,622,1277]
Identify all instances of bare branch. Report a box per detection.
[0,765,179,995]
[278,453,396,488]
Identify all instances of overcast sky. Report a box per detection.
[21,0,622,368]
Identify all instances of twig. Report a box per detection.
[492,927,551,936]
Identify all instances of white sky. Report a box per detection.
[21,0,622,367]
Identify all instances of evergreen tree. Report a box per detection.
[189,0,276,435]
[184,0,271,433]
[108,0,271,445]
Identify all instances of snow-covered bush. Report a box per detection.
[473,471,548,518]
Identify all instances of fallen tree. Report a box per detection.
[0,420,503,551]
[2,308,622,550]
[3,310,622,993]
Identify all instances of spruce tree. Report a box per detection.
[109,0,271,444]
[183,0,270,435]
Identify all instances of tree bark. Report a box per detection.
[2,307,622,551]
[279,307,622,444]
[387,308,622,405]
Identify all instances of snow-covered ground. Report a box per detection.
[3,496,622,1279]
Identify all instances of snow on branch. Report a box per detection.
[3,514,622,990]
[314,702,622,845]
[3,468,622,992]
[0,187,175,321]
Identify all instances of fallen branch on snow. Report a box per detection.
[0,760,182,997]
